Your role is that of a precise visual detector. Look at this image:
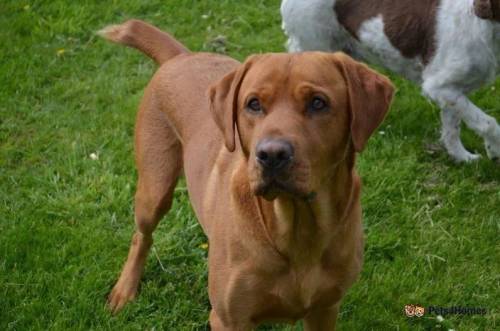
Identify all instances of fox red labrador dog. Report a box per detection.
[99,19,393,330]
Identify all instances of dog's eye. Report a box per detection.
[308,97,328,113]
[247,98,263,113]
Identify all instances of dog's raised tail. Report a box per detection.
[98,19,189,65]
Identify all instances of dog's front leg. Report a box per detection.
[209,309,253,331]
[303,304,339,331]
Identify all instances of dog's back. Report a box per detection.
[282,0,500,163]
[281,0,439,81]
[99,20,241,222]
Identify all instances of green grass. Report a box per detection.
[1,1,499,330]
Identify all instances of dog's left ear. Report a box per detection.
[208,56,258,152]
[332,53,395,152]
[474,0,493,19]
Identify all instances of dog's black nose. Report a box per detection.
[256,139,294,170]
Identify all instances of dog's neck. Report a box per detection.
[255,153,359,265]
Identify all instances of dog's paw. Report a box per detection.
[450,150,481,163]
[481,122,500,162]
[440,137,481,163]
[107,279,138,314]
[485,138,500,163]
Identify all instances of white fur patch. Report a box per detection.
[357,16,422,82]
[281,0,346,52]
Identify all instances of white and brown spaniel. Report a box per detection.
[282,0,500,162]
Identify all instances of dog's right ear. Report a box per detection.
[208,57,257,152]
[474,0,493,19]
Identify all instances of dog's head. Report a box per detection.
[474,0,500,21]
[209,52,394,200]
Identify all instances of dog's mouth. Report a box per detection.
[254,178,315,201]
[251,158,315,201]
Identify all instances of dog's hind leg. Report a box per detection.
[422,85,483,162]
[440,107,481,162]
[458,97,500,161]
[108,89,182,313]
[423,76,500,162]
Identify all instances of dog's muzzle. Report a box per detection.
[256,138,294,174]
[254,138,298,200]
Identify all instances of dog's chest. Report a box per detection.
[249,262,344,324]
[280,264,341,308]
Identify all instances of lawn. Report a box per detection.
[1,0,499,330]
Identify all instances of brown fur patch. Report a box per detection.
[334,0,439,64]
[492,0,500,20]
